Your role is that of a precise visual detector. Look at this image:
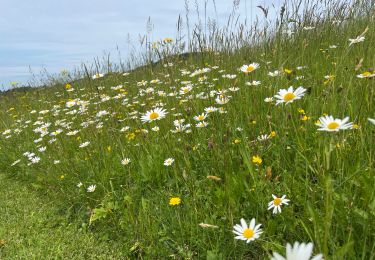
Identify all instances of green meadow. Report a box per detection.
[1,0,374,258]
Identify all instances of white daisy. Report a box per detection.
[179,85,193,95]
[257,134,270,142]
[173,119,185,127]
[228,87,240,92]
[246,80,261,86]
[66,100,77,108]
[140,107,167,123]
[151,126,160,132]
[274,86,307,105]
[92,73,104,79]
[66,130,79,136]
[268,70,281,77]
[316,115,353,132]
[87,185,96,192]
[268,194,290,214]
[233,218,263,243]
[171,124,191,133]
[121,158,131,165]
[349,36,365,46]
[271,242,323,260]
[194,113,208,122]
[196,121,208,128]
[79,141,90,148]
[215,95,230,105]
[303,26,315,30]
[357,71,375,78]
[240,63,260,73]
[204,106,218,113]
[30,156,41,164]
[164,158,175,166]
[38,146,47,152]
[264,97,274,103]
[222,74,237,79]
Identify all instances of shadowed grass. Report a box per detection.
[0,174,126,259]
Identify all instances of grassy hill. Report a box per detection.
[0,0,374,258]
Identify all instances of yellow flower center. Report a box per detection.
[327,122,340,130]
[243,228,254,239]
[149,112,159,120]
[246,66,254,72]
[183,88,189,93]
[273,198,282,206]
[284,92,296,102]
[362,72,371,77]
[198,115,204,121]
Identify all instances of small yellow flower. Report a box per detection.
[284,68,293,74]
[233,139,241,144]
[301,115,310,121]
[297,108,305,114]
[270,131,276,138]
[163,37,173,43]
[252,155,262,165]
[65,83,72,89]
[169,197,181,206]
[126,133,136,140]
[352,124,360,129]
[60,175,65,180]
[107,146,112,152]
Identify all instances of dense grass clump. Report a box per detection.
[1,0,374,258]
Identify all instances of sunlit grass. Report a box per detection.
[0,0,374,258]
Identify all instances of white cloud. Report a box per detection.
[0,0,277,87]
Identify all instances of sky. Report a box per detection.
[0,0,277,90]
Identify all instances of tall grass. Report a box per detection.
[1,0,374,258]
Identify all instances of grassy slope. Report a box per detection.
[0,4,375,259]
[0,174,126,259]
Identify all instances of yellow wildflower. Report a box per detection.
[252,155,262,165]
[169,197,181,206]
